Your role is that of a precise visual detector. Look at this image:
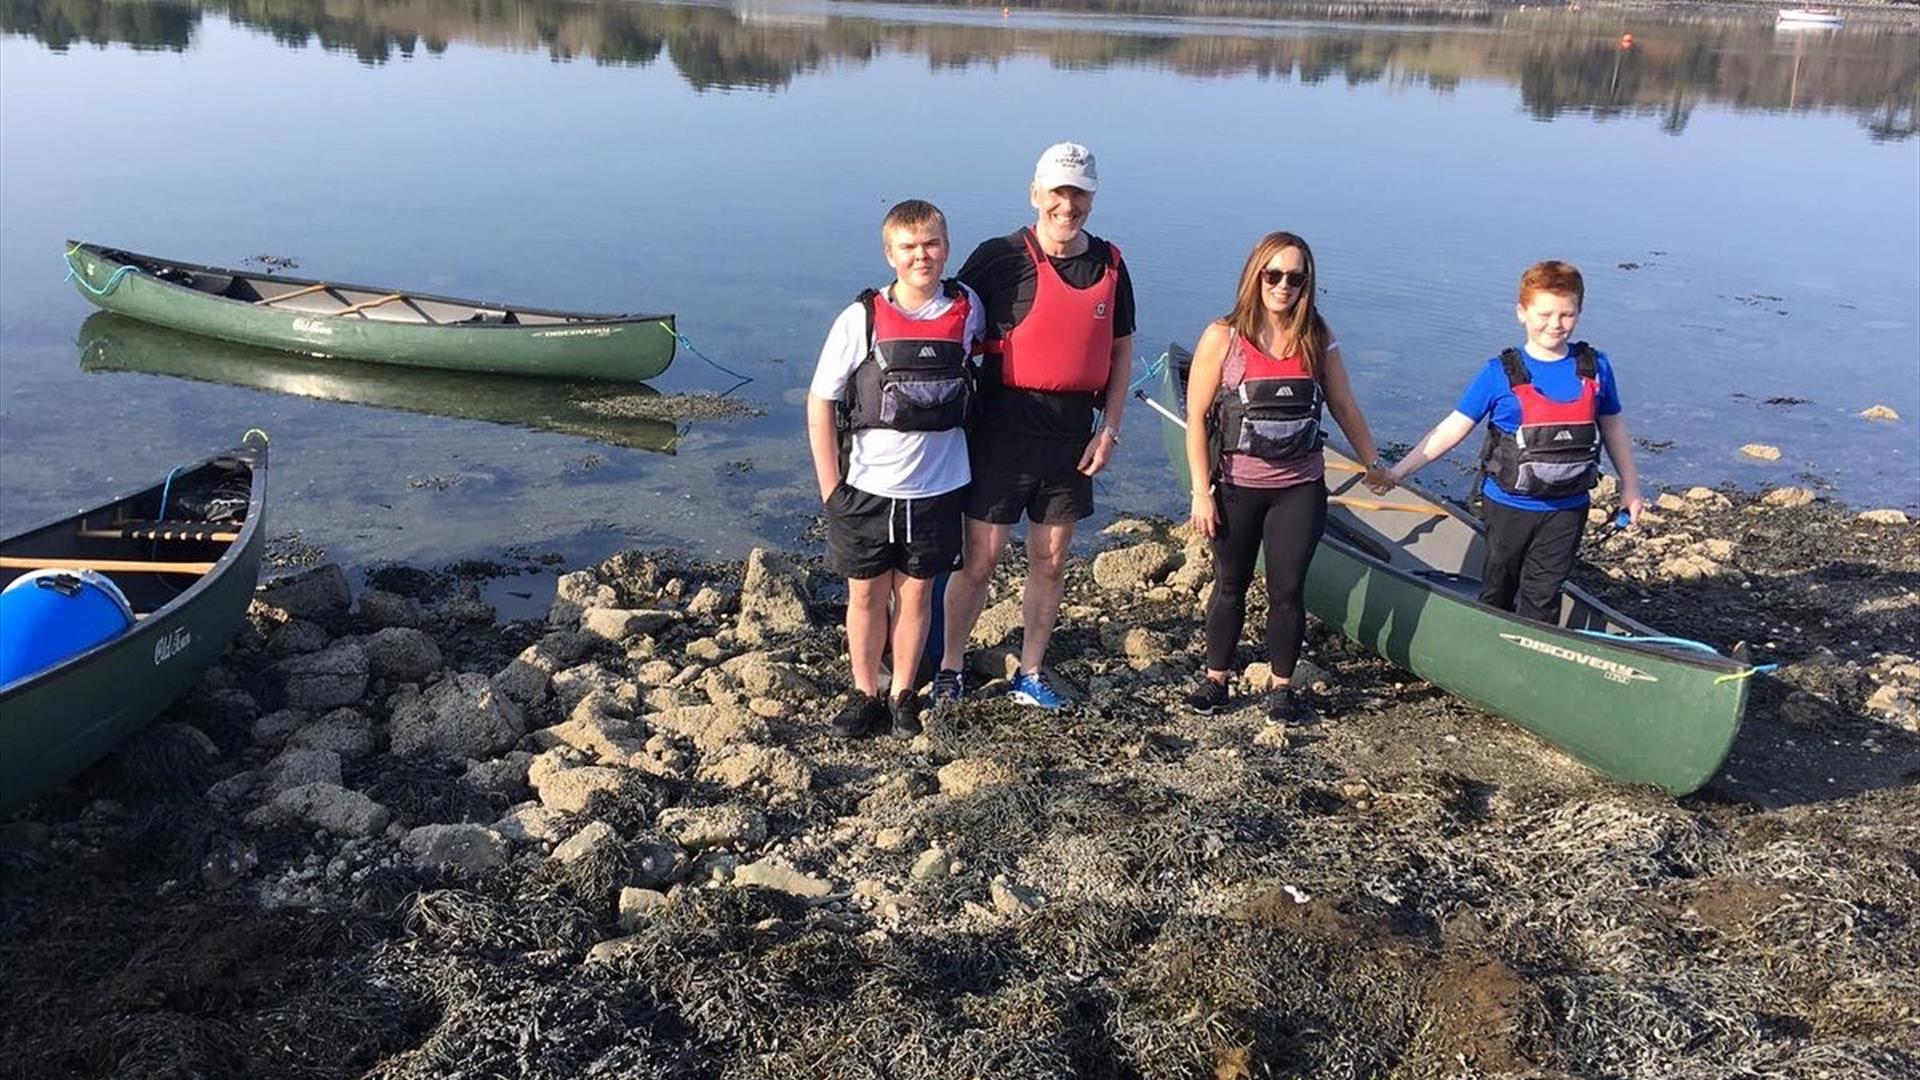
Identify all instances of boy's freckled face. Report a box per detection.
[1517,290,1581,350]
[884,224,948,291]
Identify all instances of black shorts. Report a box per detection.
[825,484,967,580]
[965,429,1094,525]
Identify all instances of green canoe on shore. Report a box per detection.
[0,436,267,811]
[65,242,677,383]
[1148,346,1751,795]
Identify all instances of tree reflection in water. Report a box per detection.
[1,0,1913,139]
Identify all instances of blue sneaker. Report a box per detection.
[1008,670,1068,711]
[931,668,966,708]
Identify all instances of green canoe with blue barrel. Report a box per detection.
[0,436,267,810]
[1144,345,1753,795]
[65,241,677,383]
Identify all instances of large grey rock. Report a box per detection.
[697,744,812,794]
[493,803,569,844]
[364,627,443,683]
[550,571,618,626]
[402,824,508,875]
[737,548,811,643]
[262,747,343,798]
[1091,541,1178,592]
[551,662,630,713]
[971,598,1024,648]
[286,707,376,760]
[464,752,535,800]
[650,703,770,754]
[389,672,525,759]
[658,804,766,851]
[581,607,681,642]
[551,820,620,865]
[720,652,820,699]
[251,708,310,748]
[249,782,388,838]
[266,620,331,657]
[255,564,352,624]
[533,765,638,815]
[618,887,670,930]
[358,589,423,629]
[732,858,831,899]
[276,642,369,710]
[546,692,646,764]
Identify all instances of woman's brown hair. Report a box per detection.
[1224,231,1329,377]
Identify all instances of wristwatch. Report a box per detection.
[1368,457,1387,471]
[1100,425,1122,445]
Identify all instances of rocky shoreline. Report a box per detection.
[1,483,1916,1079]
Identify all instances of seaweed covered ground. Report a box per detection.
[1,486,1915,1079]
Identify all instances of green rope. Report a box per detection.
[63,247,141,297]
[659,321,753,391]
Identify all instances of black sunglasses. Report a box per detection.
[1261,269,1309,288]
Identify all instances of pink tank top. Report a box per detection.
[1218,333,1327,490]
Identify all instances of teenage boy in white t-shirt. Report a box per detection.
[807,200,984,738]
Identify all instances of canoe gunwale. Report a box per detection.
[0,438,268,700]
[68,242,675,328]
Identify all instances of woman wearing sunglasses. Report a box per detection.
[1182,231,1393,722]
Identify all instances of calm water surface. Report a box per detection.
[2,0,1916,570]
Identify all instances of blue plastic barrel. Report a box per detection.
[0,569,135,685]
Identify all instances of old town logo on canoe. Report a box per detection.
[153,625,193,666]
[291,317,335,336]
[1497,633,1658,684]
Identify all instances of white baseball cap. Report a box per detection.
[1033,142,1098,193]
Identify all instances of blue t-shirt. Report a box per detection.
[1455,345,1623,512]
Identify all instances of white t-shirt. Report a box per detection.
[809,283,983,499]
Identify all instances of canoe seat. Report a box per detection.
[464,309,519,325]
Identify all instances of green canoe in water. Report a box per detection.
[65,241,677,383]
[1147,346,1752,795]
[0,436,267,810]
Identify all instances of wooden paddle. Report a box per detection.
[254,282,331,306]
[0,557,213,574]
[332,293,405,317]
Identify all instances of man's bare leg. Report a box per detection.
[1019,521,1076,674]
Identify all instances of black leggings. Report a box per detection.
[1205,479,1328,676]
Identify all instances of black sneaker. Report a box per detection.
[930,668,965,709]
[1184,677,1230,715]
[890,690,924,738]
[1264,685,1303,725]
[832,692,889,738]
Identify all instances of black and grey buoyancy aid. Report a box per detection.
[840,281,973,433]
[1209,331,1325,462]
[1480,343,1603,499]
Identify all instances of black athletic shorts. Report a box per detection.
[965,428,1094,525]
[825,484,967,580]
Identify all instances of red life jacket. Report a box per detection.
[1481,344,1602,499]
[840,281,973,433]
[980,228,1122,394]
[1209,332,1325,463]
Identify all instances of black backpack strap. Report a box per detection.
[857,287,880,353]
[941,277,963,300]
[1572,342,1597,380]
[1497,347,1530,387]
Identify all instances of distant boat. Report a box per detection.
[0,436,267,810]
[78,313,680,455]
[1777,7,1843,27]
[65,241,678,383]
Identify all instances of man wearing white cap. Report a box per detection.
[933,141,1136,711]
